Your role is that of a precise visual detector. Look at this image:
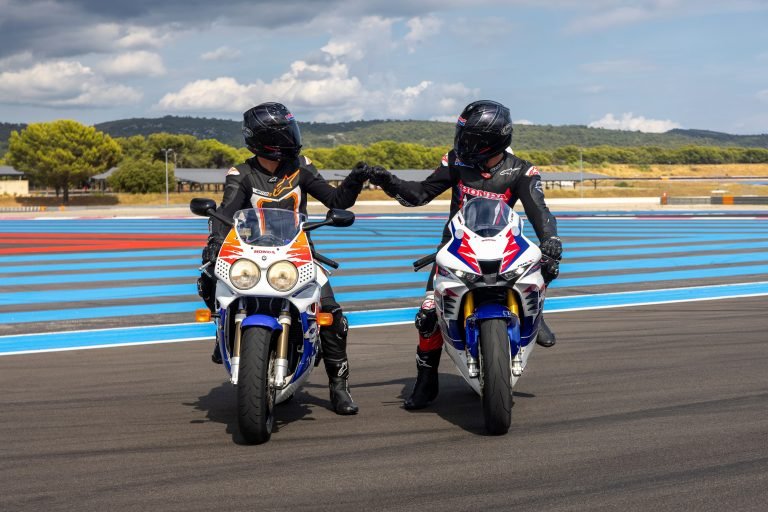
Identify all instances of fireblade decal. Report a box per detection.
[446,223,481,273]
[218,229,244,265]
[500,229,530,272]
[286,231,312,266]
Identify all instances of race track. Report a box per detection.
[1,210,768,511]
[1,297,767,511]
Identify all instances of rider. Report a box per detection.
[197,102,370,415]
[368,100,563,410]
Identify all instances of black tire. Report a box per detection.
[479,318,513,435]
[237,327,277,444]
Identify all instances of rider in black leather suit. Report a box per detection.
[198,102,369,415]
[369,100,563,410]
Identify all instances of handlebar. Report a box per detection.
[412,253,437,272]
[313,251,340,270]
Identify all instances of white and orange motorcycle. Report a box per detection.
[413,197,547,434]
[191,198,354,444]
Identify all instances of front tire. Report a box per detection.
[237,327,277,444]
[479,318,513,435]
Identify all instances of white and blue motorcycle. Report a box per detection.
[191,199,354,444]
[413,197,546,434]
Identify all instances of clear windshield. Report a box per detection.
[233,208,306,247]
[460,197,513,237]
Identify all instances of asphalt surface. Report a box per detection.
[2,296,767,511]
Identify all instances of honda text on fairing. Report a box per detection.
[413,197,547,435]
[191,198,354,444]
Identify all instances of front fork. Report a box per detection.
[229,299,291,388]
[463,289,522,378]
[273,301,292,389]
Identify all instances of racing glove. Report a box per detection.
[540,257,560,284]
[540,236,563,261]
[369,166,394,188]
[348,161,371,185]
[202,236,222,264]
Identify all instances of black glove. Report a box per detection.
[348,161,370,185]
[369,166,394,188]
[202,236,222,264]
[540,236,563,261]
[541,257,560,284]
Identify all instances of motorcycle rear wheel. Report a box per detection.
[237,327,277,444]
[479,318,513,435]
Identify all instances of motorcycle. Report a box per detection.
[413,197,546,435]
[190,198,354,444]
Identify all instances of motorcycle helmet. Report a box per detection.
[242,102,302,160]
[454,100,513,165]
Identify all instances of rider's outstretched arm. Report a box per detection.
[377,165,454,207]
[301,159,367,210]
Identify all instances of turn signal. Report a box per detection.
[316,312,334,326]
[195,308,211,322]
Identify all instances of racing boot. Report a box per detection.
[404,348,441,410]
[536,316,556,348]
[325,358,359,415]
[211,341,223,364]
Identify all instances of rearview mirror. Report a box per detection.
[190,198,217,217]
[327,209,354,227]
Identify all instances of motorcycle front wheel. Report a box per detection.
[479,318,513,435]
[237,327,277,444]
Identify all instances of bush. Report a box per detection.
[108,158,174,193]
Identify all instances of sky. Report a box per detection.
[0,0,766,134]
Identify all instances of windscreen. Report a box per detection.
[233,208,306,247]
[460,197,513,238]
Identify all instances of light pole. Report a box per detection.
[162,148,174,207]
[579,148,584,200]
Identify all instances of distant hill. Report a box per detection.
[2,117,766,155]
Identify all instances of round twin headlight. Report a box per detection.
[267,261,299,291]
[229,259,261,289]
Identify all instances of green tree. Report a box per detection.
[107,158,174,193]
[7,120,122,204]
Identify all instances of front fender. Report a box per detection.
[241,314,283,331]
[465,303,521,359]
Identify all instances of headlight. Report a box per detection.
[452,268,480,283]
[229,259,261,289]
[267,261,299,291]
[501,262,532,281]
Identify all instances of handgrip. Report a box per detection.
[412,253,437,271]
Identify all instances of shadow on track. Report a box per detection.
[185,382,319,444]
[392,373,536,436]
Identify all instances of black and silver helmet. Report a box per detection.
[454,100,513,165]
[242,102,302,161]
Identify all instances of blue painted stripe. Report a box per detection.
[0,301,202,324]
[3,281,768,355]
[0,249,198,264]
[0,284,196,307]
[1,258,200,273]
[552,263,768,288]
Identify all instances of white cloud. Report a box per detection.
[319,16,396,61]
[588,112,681,133]
[101,51,166,77]
[404,16,443,53]
[0,51,34,71]
[514,119,534,125]
[201,46,242,61]
[0,60,142,107]
[115,25,176,49]
[757,89,768,103]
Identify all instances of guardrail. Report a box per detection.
[662,194,768,205]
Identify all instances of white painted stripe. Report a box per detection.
[2,336,212,356]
